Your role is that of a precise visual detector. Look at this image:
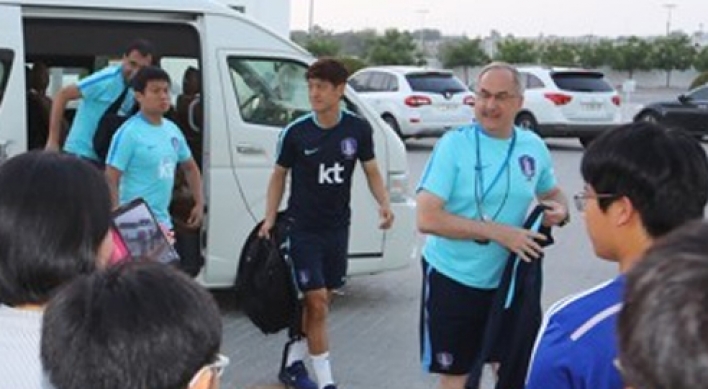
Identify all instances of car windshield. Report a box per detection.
[551,72,613,93]
[405,73,467,94]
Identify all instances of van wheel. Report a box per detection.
[383,115,404,140]
[515,113,538,132]
[579,136,595,148]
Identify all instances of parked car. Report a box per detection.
[348,66,476,139]
[514,66,622,147]
[634,85,708,138]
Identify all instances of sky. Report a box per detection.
[290,0,707,38]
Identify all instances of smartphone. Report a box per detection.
[111,198,180,265]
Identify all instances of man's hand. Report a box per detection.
[540,200,569,227]
[258,217,276,239]
[379,206,394,230]
[186,204,204,228]
[491,224,547,263]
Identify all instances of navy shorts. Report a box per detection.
[420,257,496,375]
[287,227,349,292]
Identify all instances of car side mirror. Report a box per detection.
[678,94,692,104]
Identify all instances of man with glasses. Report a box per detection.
[525,122,708,389]
[417,62,569,389]
[41,262,227,389]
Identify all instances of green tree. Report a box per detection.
[576,40,615,69]
[304,37,341,58]
[693,46,708,72]
[610,36,652,79]
[336,56,368,74]
[367,29,419,66]
[540,41,577,66]
[650,34,695,87]
[439,38,489,84]
[495,38,538,64]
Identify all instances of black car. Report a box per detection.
[634,85,708,137]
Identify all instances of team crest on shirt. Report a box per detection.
[519,155,536,181]
[298,270,311,287]
[171,137,180,152]
[436,352,454,370]
[341,137,358,159]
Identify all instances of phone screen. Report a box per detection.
[111,199,180,264]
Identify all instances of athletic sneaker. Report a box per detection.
[278,360,318,389]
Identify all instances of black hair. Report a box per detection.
[41,262,223,389]
[618,221,708,389]
[581,122,708,237]
[306,57,349,86]
[123,38,154,58]
[0,151,111,306]
[181,66,200,95]
[131,66,171,93]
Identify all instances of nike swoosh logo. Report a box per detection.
[304,148,319,156]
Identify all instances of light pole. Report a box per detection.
[416,9,429,57]
[308,0,315,36]
[663,3,676,36]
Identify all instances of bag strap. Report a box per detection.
[104,85,130,116]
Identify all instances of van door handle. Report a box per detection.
[236,144,265,155]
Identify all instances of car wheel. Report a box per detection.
[383,115,404,140]
[515,113,538,132]
[636,111,660,123]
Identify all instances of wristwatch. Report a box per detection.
[558,211,571,227]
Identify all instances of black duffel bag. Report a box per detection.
[93,86,137,160]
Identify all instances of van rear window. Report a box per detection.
[551,72,613,92]
[405,73,466,94]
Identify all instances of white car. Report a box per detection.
[349,66,476,139]
[515,66,622,147]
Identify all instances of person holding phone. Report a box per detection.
[105,66,203,236]
[0,151,114,389]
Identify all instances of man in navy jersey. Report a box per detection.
[525,122,708,389]
[260,58,394,389]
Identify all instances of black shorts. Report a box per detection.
[287,227,349,292]
[420,257,496,375]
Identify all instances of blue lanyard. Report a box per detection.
[475,125,516,202]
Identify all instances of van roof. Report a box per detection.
[0,0,234,15]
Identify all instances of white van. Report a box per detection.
[0,0,418,288]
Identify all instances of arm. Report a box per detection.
[105,166,123,209]
[417,190,546,262]
[46,85,81,150]
[538,186,570,227]
[361,159,394,229]
[258,165,289,238]
[180,158,205,228]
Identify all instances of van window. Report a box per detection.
[227,58,310,127]
[0,49,14,106]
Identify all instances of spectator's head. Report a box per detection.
[132,66,172,116]
[618,221,708,389]
[30,62,50,94]
[121,38,154,81]
[0,151,113,307]
[182,66,200,96]
[306,58,348,114]
[474,62,525,135]
[578,122,708,261]
[42,262,224,389]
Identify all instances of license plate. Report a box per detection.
[582,102,602,111]
[437,103,458,111]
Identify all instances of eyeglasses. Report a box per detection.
[475,90,519,103]
[573,191,618,212]
[189,354,230,388]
